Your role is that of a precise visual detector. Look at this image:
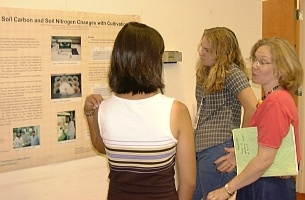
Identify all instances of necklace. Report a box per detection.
[256,85,279,108]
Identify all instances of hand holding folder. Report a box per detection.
[233,125,298,177]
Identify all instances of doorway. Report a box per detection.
[263,0,305,198]
[262,0,300,106]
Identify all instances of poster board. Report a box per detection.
[0,7,140,172]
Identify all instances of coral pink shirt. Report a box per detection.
[248,90,301,163]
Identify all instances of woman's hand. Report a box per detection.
[207,187,230,200]
[214,147,236,173]
[84,94,103,114]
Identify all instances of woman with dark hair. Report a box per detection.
[84,22,196,200]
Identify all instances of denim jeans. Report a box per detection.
[193,140,236,200]
[236,176,296,200]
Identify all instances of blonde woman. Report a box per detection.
[193,27,257,200]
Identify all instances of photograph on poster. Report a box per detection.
[51,73,82,99]
[57,110,76,142]
[51,36,81,65]
[13,126,40,149]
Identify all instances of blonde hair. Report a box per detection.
[196,27,247,94]
[250,37,303,94]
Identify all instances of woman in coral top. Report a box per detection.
[207,37,303,200]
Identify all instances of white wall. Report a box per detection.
[0,0,262,199]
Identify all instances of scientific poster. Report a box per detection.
[0,7,140,172]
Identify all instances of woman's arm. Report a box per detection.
[171,101,196,200]
[207,145,278,200]
[84,94,105,154]
[237,87,257,127]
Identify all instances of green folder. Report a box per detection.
[233,125,298,177]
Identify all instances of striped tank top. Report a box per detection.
[98,93,178,200]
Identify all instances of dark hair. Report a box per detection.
[108,22,165,95]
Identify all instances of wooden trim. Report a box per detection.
[297,192,305,200]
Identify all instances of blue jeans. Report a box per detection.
[236,176,296,200]
[193,140,236,200]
